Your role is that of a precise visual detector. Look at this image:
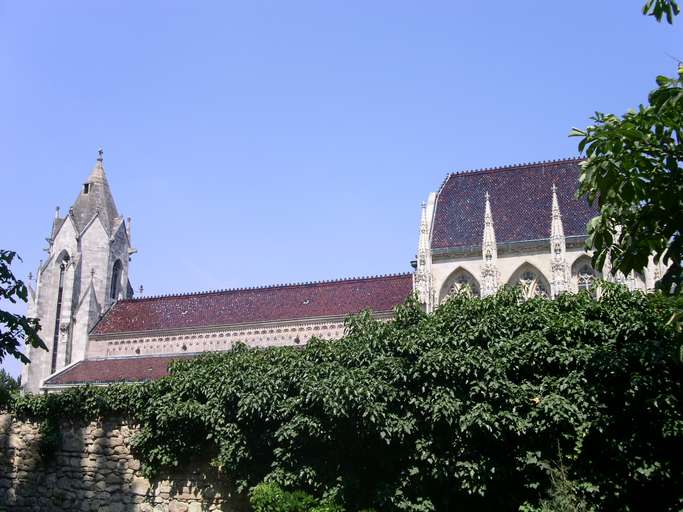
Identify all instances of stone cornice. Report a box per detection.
[432,235,588,260]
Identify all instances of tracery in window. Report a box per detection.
[441,268,480,302]
[508,264,550,299]
[572,256,600,294]
[576,263,594,291]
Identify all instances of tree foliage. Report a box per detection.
[0,250,45,364]
[0,368,20,409]
[571,2,682,296]
[572,66,683,295]
[250,482,348,512]
[642,0,680,23]
[5,287,682,511]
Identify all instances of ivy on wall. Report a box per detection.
[3,285,682,511]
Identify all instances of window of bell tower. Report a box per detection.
[51,253,70,373]
[110,259,122,300]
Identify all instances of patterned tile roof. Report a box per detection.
[92,273,413,335]
[431,158,597,250]
[44,355,192,385]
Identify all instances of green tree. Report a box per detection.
[10,287,683,511]
[643,0,680,23]
[0,250,45,364]
[571,2,682,294]
[0,368,20,409]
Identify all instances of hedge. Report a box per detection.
[3,284,682,511]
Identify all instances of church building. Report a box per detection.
[22,153,664,393]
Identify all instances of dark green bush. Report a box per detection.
[0,368,19,410]
[250,482,348,512]
[250,482,316,512]
[8,285,683,511]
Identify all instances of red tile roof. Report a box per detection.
[92,273,413,335]
[431,158,597,250]
[44,355,192,385]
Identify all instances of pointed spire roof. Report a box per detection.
[69,149,120,234]
[550,183,565,239]
[418,202,429,253]
[482,192,497,259]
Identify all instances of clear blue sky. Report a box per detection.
[1,1,680,377]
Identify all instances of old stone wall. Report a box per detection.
[0,414,247,512]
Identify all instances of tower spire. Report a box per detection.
[414,200,434,311]
[68,148,119,235]
[550,184,568,296]
[481,192,499,296]
[550,184,565,241]
[482,192,497,262]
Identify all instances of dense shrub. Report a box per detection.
[250,482,347,512]
[4,285,682,511]
[0,368,19,409]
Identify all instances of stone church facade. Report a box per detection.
[22,153,666,393]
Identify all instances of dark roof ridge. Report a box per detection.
[437,157,583,193]
[128,272,413,302]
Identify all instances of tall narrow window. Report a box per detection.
[51,255,69,373]
[110,260,122,300]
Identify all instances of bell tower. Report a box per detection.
[23,150,135,393]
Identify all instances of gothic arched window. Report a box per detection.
[572,256,600,293]
[508,264,550,299]
[576,263,594,291]
[441,268,480,302]
[110,260,122,300]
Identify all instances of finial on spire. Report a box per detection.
[55,206,60,219]
[97,148,104,163]
[90,268,95,280]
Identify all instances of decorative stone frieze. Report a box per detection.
[93,319,348,358]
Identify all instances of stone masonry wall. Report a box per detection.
[0,414,247,512]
